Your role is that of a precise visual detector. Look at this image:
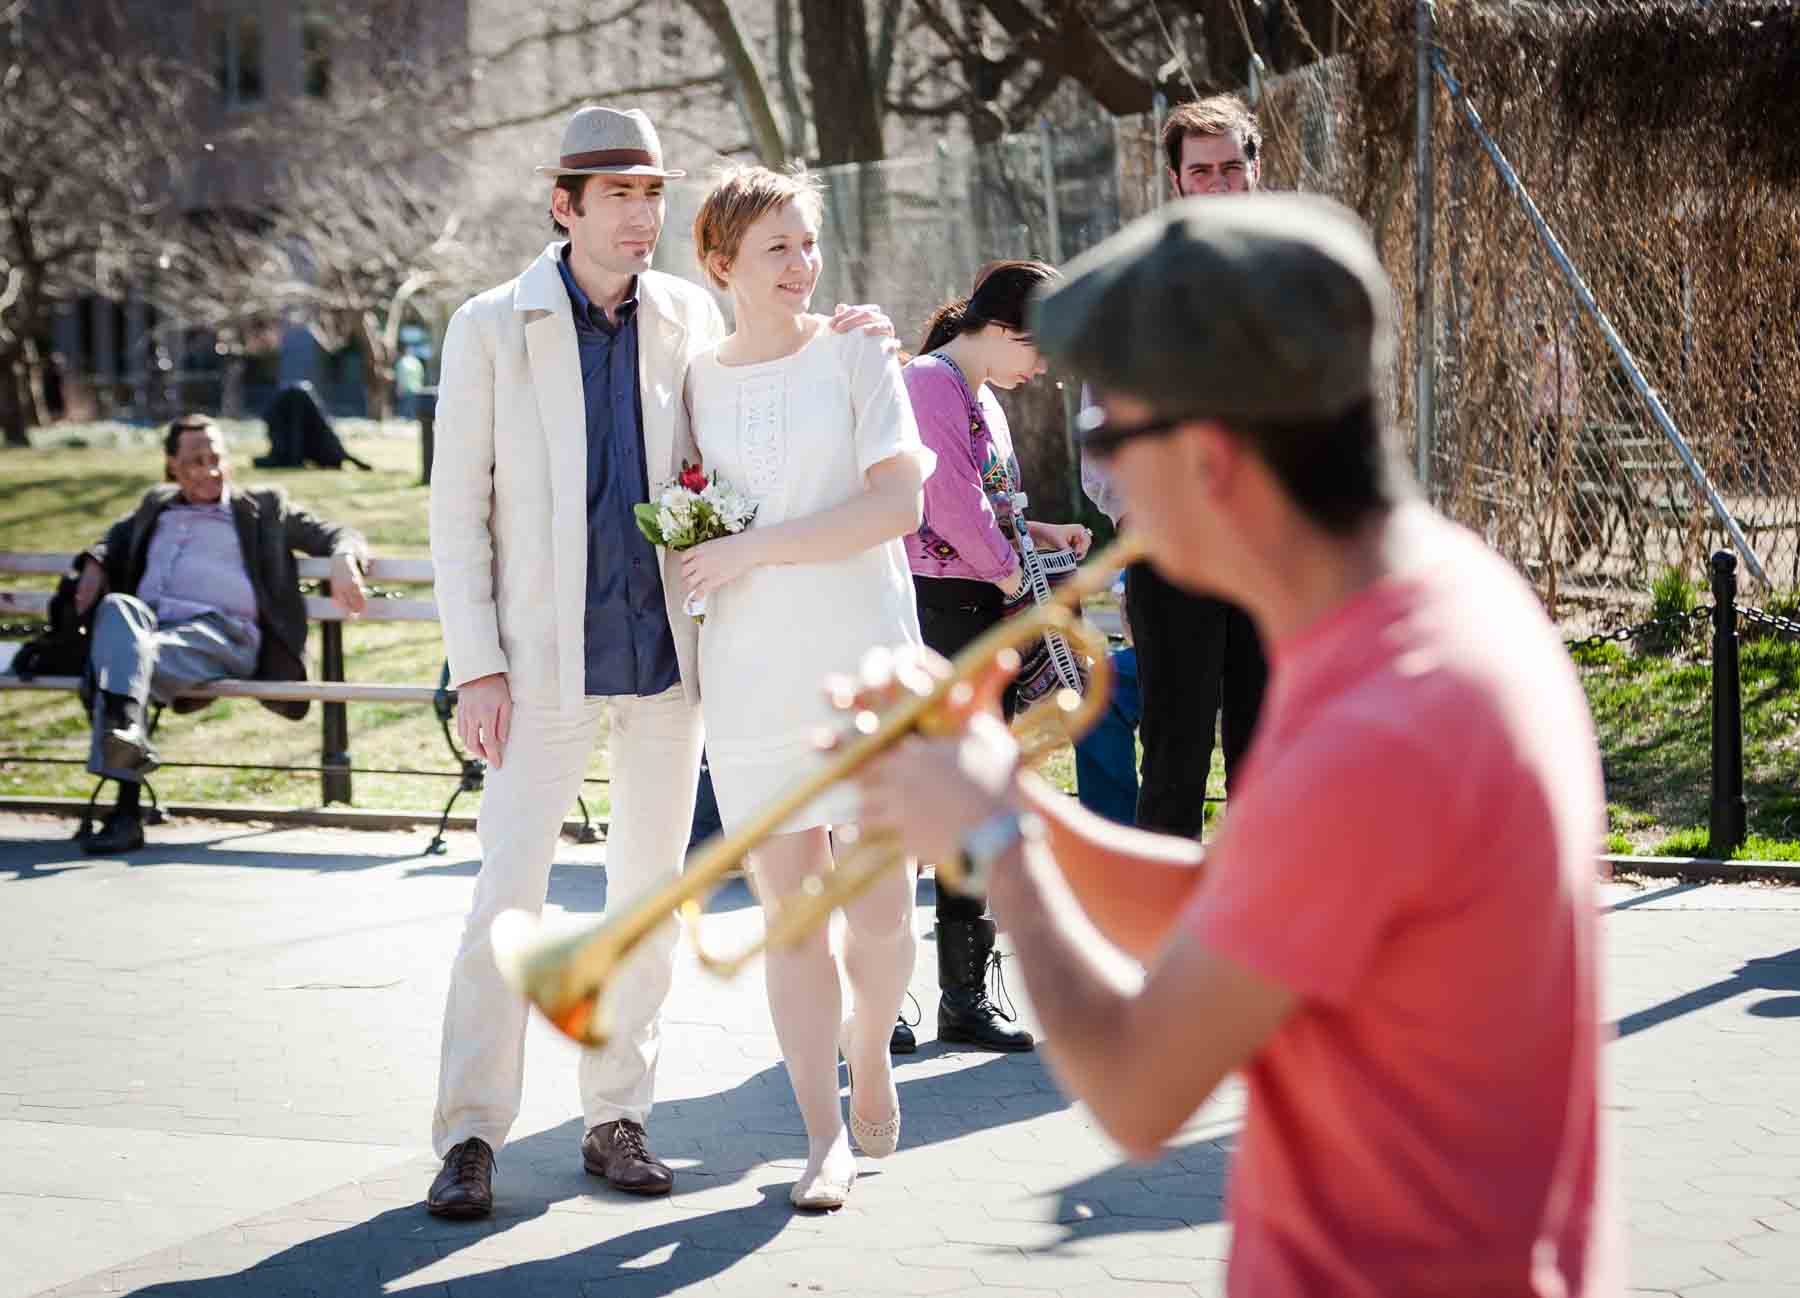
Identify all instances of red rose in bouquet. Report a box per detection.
[678,461,710,494]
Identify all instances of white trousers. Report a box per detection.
[432,685,704,1157]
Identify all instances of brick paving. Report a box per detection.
[2,814,1798,1296]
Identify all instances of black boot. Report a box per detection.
[97,692,158,777]
[936,918,1034,1052]
[82,806,145,855]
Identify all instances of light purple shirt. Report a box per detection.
[138,490,262,651]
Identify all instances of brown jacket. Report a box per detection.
[84,485,368,720]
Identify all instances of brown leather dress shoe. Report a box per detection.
[582,1119,672,1196]
[426,1137,495,1219]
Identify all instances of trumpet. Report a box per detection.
[490,533,1147,1047]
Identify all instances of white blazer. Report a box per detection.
[430,243,726,712]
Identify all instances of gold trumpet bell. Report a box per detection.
[490,907,615,1046]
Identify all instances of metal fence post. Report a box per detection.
[319,582,352,805]
[1709,550,1746,855]
[1413,0,1436,500]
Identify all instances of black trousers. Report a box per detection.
[1124,561,1268,838]
[913,575,1014,924]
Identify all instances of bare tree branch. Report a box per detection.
[683,0,790,164]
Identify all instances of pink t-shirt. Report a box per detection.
[1181,514,1619,1298]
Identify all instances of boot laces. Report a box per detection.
[612,1119,652,1162]
[980,947,1021,1023]
[452,1138,493,1179]
[898,989,922,1028]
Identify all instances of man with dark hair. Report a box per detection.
[425,104,894,1219]
[857,193,1617,1295]
[71,414,369,853]
[1091,91,1272,837]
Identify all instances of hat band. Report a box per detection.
[560,147,657,170]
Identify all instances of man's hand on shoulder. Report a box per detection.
[457,672,512,768]
[330,553,369,617]
[829,302,898,353]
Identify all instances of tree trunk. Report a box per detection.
[799,0,885,163]
[359,320,392,422]
[1,347,30,447]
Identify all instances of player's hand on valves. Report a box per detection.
[836,645,1025,866]
[457,672,512,768]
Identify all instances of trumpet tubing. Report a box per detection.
[489,534,1147,1047]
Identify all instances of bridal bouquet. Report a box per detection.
[633,461,757,620]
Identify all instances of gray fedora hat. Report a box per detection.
[535,106,686,179]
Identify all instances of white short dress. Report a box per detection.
[687,326,935,833]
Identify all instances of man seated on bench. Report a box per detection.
[70,413,371,854]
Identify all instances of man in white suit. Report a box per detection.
[426,105,890,1219]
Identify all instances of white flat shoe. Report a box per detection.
[840,1021,902,1159]
[790,1165,855,1210]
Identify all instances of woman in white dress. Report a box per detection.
[680,166,935,1210]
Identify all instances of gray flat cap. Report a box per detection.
[1032,193,1392,427]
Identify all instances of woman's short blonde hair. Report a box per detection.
[692,164,825,291]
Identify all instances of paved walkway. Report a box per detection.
[1,815,1798,1297]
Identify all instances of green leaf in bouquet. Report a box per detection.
[633,502,665,546]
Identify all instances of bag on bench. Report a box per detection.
[11,569,92,679]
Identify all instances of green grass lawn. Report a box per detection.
[1576,628,1800,858]
[7,422,1783,856]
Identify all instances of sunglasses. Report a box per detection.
[1075,404,1190,455]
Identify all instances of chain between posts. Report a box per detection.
[1564,606,1713,654]
[1566,604,1800,655]
[1738,606,1800,640]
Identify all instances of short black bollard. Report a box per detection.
[1709,550,1746,856]
[320,578,352,806]
[417,389,438,486]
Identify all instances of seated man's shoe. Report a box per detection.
[582,1119,672,1196]
[426,1137,495,1219]
[81,809,145,856]
[98,692,159,776]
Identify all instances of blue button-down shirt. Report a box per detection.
[558,251,680,697]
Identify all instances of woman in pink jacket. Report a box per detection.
[895,260,1091,1054]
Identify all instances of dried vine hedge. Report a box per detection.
[1264,1,1800,614]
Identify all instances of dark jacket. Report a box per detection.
[83,485,369,720]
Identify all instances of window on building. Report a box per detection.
[302,15,331,99]
[214,12,265,108]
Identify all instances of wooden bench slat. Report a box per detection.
[0,674,444,705]
[0,553,435,582]
[0,554,75,575]
[2,591,440,623]
[302,596,439,622]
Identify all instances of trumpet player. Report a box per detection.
[855,194,1618,1296]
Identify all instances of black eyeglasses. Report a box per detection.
[1075,404,1189,454]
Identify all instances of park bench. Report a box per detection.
[0,552,602,851]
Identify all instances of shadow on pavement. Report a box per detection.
[103,1049,1105,1297]
[1613,945,1800,1038]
